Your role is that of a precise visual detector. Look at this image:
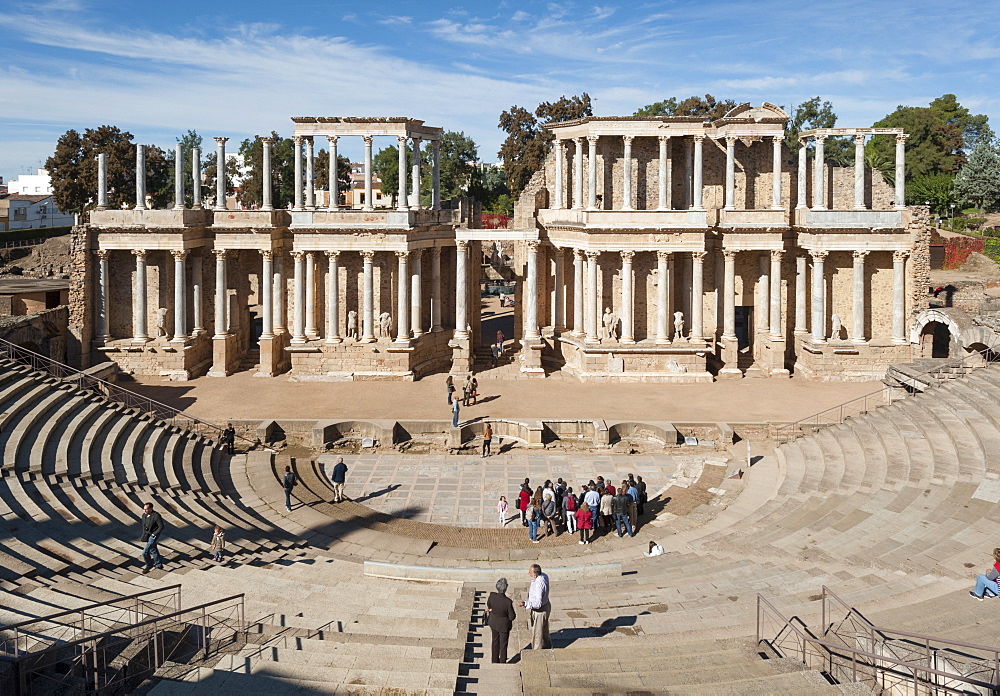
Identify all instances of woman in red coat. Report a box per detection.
[575,501,594,545]
[517,486,531,527]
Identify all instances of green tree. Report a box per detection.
[45,125,136,213]
[161,130,206,207]
[145,145,172,209]
[235,132,296,209]
[633,97,679,117]
[373,144,409,204]
[907,173,958,214]
[314,149,353,205]
[469,164,510,212]
[673,94,738,120]
[430,130,478,202]
[45,130,88,214]
[784,97,836,151]
[930,94,994,150]
[953,141,1000,211]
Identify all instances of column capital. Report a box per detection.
[692,250,707,262]
[456,240,469,252]
[432,245,442,258]
[814,134,827,144]
[555,139,566,151]
[411,136,422,145]
[397,135,409,146]
[212,248,228,259]
[431,139,441,152]
[290,249,305,261]
[170,249,189,261]
[771,135,783,146]
[573,137,584,146]
[723,249,738,261]
[724,135,738,146]
[327,135,339,144]
[585,250,600,261]
[798,137,808,148]
[586,135,599,144]
[658,134,671,143]
[770,249,784,261]
[852,249,870,261]
[895,133,910,144]
[261,249,274,261]
[810,250,829,262]
[854,133,866,146]
[693,134,706,142]
[213,136,228,145]
[526,240,540,252]
[361,134,374,146]
[893,249,911,262]
[361,250,375,261]
[96,249,110,261]
[395,250,410,260]
[656,250,671,262]
[620,250,635,262]
[131,248,147,260]
[323,249,339,260]
[573,248,584,261]
[623,135,635,145]
[409,247,422,260]
[259,135,275,145]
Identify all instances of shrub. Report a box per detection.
[942,236,985,269]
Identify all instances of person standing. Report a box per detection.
[491,343,500,367]
[613,489,635,537]
[562,487,577,534]
[446,375,455,405]
[209,524,226,563]
[482,423,493,457]
[526,492,541,543]
[626,479,640,531]
[496,329,505,351]
[470,377,478,406]
[330,456,348,503]
[575,502,593,544]
[517,484,531,527]
[599,487,614,532]
[282,466,297,512]
[462,375,472,407]
[497,496,508,525]
[584,485,600,533]
[452,398,461,428]
[519,564,552,650]
[221,423,236,455]
[140,502,165,573]
[486,578,517,663]
[636,475,647,516]
[541,493,558,537]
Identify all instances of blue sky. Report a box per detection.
[1,0,998,183]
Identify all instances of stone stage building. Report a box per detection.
[69,106,929,383]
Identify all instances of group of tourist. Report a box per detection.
[137,501,227,573]
[446,374,481,427]
[508,475,647,544]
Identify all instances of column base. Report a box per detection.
[851,338,869,345]
[290,337,308,345]
[810,337,827,345]
[131,336,151,344]
[359,336,375,343]
[621,338,636,345]
[892,337,908,345]
[718,367,743,380]
[325,337,343,344]
[655,337,670,345]
[208,334,238,377]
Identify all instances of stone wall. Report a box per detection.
[68,225,94,367]
[0,306,69,362]
[908,206,932,320]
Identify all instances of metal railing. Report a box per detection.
[774,355,985,443]
[0,238,44,250]
[758,590,1000,694]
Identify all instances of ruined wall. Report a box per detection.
[0,306,69,362]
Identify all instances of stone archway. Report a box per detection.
[919,321,952,358]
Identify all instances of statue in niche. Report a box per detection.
[347,310,358,340]
[155,307,168,338]
[673,311,685,341]
[378,312,392,338]
[602,308,618,340]
[830,313,843,341]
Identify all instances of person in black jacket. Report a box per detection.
[140,502,165,572]
[485,577,517,663]
[282,466,296,512]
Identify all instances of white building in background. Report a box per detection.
[8,169,55,195]
[0,194,75,231]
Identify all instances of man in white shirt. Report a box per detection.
[583,485,601,531]
[519,563,551,650]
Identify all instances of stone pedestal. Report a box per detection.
[717,338,743,379]
[208,334,238,377]
[256,333,289,377]
[766,336,790,378]
[448,335,471,376]
[519,336,546,378]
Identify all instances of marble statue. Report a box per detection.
[155,307,167,338]
[347,310,358,339]
[831,313,842,340]
[673,311,685,341]
[602,307,618,340]
[378,312,392,338]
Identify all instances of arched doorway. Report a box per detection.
[920,321,952,358]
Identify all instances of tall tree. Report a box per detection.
[45,125,136,213]
[235,132,295,209]
[45,130,88,214]
[952,141,1000,211]
[373,144,409,204]
[673,94,738,120]
[633,97,679,117]
[930,94,994,150]
[907,173,959,214]
[426,130,478,202]
[469,164,511,213]
[314,149,353,205]
[145,145,171,209]
[784,97,836,151]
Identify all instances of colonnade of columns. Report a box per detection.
[797,133,909,211]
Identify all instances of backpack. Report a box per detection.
[526,505,537,522]
[565,495,576,512]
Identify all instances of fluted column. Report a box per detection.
[657,135,670,210]
[397,135,409,211]
[794,255,807,334]
[771,136,783,210]
[894,134,908,209]
[326,251,341,343]
[656,251,670,344]
[455,242,469,339]
[724,136,737,210]
[892,250,909,344]
[691,251,705,341]
[587,136,598,210]
[573,249,584,336]
[173,143,184,210]
[554,140,565,209]
[305,252,318,339]
[411,138,421,209]
[431,140,441,210]
[135,145,147,211]
[585,251,599,342]
[524,242,540,340]
[261,251,274,339]
[853,134,866,210]
[212,249,227,339]
[214,137,228,211]
[812,135,826,210]
[396,251,410,341]
[132,250,149,341]
[192,147,202,208]
[757,253,770,334]
[291,251,306,343]
[273,254,285,334]
[410,249,422,337]
[192,254,204,334]
[361,251,375,341]
[96,250,110,341]
[769,250,782,337]
[171,250,187,341]
[573,138,584,210]
[810,250,827,343]
[362,135,374,211]
[797,139,808,209]
[692,135,705,209]
[851,250,868,343]
[261,136,274,212]
[292,136,304,211]
[620,251,635,343]
[328,136,339,210]
[431,247,443,332]
[553,248,565,332]
[96,154,108,210]
[304,137,315,209]
[621,136,634,210]
[722,250,737,341]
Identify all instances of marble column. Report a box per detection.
[797,140,808,209]
[554,140,565,209]
[621,136,634,210]
[757,253,770,334]
[95,154,109,210]
[771,136,783,209]
[261,136,274,212]
[361,251,375,341]
[135,145,147,211]
[892,250,909,344]
[573,249,585,336]
[261,251,274,339]
[587,136,598,210]
[810,250,827,343]
[852,250,868,343]
[411,138,421,209]
[173,143,184,210]
[685,138,694,208]
[794,255,807,334]
[455,242,469,339]
[431,140,441,210]
[724,136,737,210]
[192,147,202,208]
[396,136,409,211]
[722,250,737,341]
[396,251,410,341]
[192,254,204,334]
[326,251,341,343]
[812,135,826,210]
[657,135,670,210]
[431,247,443,332]
[620,251,635,343]
[691,251,705,341]
[214,137,228,211]
[573,138,584,210]
[132,250,149,341]
[212,249,227,339]
[769,251,782,337]
[894,134,908,209]
[171,249,187,341]
[362,135,374,211]
[854,134,866,210]
[305,137,315,210]
[585,251,600,342]
[656,251,670,344]
[304,252,318,339]
[692,135,705,210]
[524,242,540,340]
[553,248,565,332]
[273,254,285,334]
[291,251,306,343]
[328,135,339,210]
[96,250,110,341]
[292,136,304,211]
[410,249,423,337]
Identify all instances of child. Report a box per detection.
[209,524,226,562]
[497,496,508,526]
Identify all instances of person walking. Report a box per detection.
[613,489,635,537]
[575,502,593,544]
[482,423,493,457]
[497,496,508,526]
[446,375,455,405]
[209,524,226,563]
[496,329,505,351]
[221,423,236,455]
[491,343,500,367]
[562,486,577,534]
[470,377,478,405]
[140,502,165,573]
[451,398,461,428]
[486,577,517,663]
[282,466,296,512]
[330,456,348,503]
[518,484,531,527]
[519,564,552,650]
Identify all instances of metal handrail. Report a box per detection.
[0,238,44,250]
[757,593,1000,693]
[0,584,182,633]
[774,354,984,443]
